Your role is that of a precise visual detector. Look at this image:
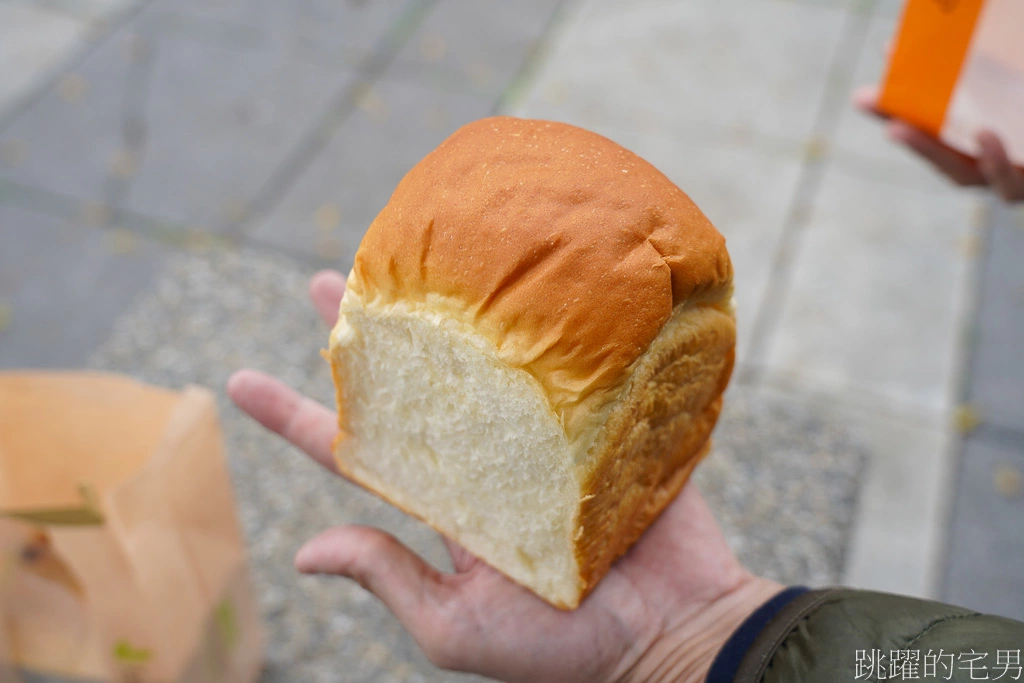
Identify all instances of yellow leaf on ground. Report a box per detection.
[994,465,1022,499]
[221,199,249,223]
[420,35,446,62]
[804,136,828,161]
[109,149,137,178]
[314,203,341,233]
[80,201,111,227]
[315,236,342,260]
[108,228,137,255]
[58,74,87,103]
[0,301,12,332]
[0,139,24,166]
[953,404,981,434]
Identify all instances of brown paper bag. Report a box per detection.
[0,372,264,683]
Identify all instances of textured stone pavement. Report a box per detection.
[2,0,1022,678]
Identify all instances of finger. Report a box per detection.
[296,526,460,666]
[888,122,986,186]
[227,369,340,473]
[977,131,1024,202]
[309,270,347,327]
[852,84,887,119]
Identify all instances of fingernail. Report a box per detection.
[226,370,249,395]
[294,543,318,573]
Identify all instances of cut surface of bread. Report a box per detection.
[329,293,734,608]
[328,117,735,608]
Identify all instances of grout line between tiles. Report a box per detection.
[0,0,154,133]
[740,3,875,376]
[222,0,439,240]
[493,0,577,116]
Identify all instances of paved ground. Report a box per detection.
[943,201,1024,617]
[2,0,1022,679]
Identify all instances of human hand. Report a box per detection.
[228,269,781,683]
[853,85,1024,202]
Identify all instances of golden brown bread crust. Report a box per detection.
[574,305,734,600]
[327,348,347,441]
[348,117,733,439]
[582,436,711,597]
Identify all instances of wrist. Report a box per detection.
[614,575,783,683]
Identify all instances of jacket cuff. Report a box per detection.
[707,586,812,683]
[721,587,845,683]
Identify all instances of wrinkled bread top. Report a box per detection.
[346,117,733,437]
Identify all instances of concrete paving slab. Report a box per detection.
[555,120,805,363]
[246,78,494,266]
[282,0,416,68]
[511,0,849,145]
[965,202,1024,433]
[27,0,144,21]
[761,165,979,416]
[840,401,956,598]
[0,3,88,116]
[0,204,169,369]
[131,0,268,52]
[942,435,1024,620]
[121,29,355,231]
[140,0,414,68]
[0,31,132,211]
[391,0,561,96]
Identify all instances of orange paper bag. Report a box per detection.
[0,373,264,683]
[879,0,1024,165]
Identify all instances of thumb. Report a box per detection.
[295,525,464,668]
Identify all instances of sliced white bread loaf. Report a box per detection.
[327,117,735,609]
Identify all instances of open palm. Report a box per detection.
[228,270,778,683]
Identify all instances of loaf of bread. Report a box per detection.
[327,117,735,609]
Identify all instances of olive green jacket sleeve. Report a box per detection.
[733,588,1024,682]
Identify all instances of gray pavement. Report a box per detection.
[1,0,1021,678]
[942,201,1024,620]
